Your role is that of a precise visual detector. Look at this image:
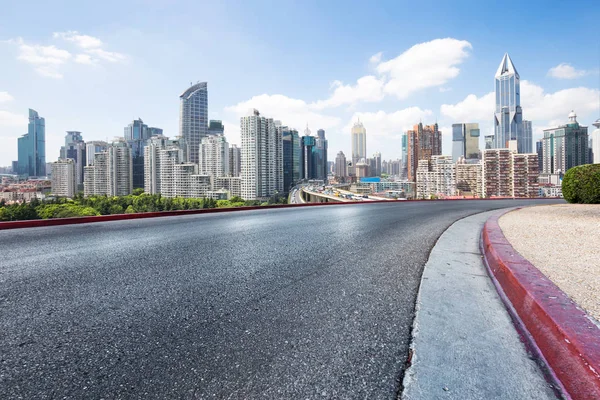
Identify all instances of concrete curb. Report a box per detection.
[481,209,600,400]
[0,197,558,231]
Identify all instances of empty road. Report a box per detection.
[0,200,562,399]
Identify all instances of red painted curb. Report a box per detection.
[0,197,559,231]
[482,210,600,400]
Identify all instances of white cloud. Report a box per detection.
[344,107,433,138]
[547,63,588,79]
[0,92,14,103]
[440,92,495,121]
[86,48,126,63]
[439,87,452,93]
[377,38,472,99]
[369,52,382,64]
[53,31,103,49]
[521,80,599,122]
[74,53,94,64]
[0,110,27,127]
[311,75,384,109]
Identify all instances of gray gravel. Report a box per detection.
[0,199,562,399]
[499,204,600,322]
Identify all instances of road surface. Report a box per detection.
[0,199,562,399]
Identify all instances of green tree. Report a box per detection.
[125,205,135,213]
[133,188,145,196]
[562,164,600,204]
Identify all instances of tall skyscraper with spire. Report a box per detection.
[179,82,208,164]
[494,54,529,153]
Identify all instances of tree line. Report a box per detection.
[0,189,289,221]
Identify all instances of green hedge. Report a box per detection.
[562,164,600,204]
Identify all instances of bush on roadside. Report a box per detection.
[562,164,600,204]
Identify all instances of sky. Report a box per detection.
[1,0,600,166]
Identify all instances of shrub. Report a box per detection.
[562,164,600,204]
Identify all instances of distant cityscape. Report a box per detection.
[2,53,599,203]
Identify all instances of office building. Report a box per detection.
[199,134,229,178]
[301,134,316,180]
[179,82,208,164]
[60,131,86,188]
[17,109,46,177]
[536,139,543,172]
[86,141,108,166]
[355,159,369,178]
[416,155,456,198]
[523,120,533,153]
[542,111,589,174]
[84,139,133,197]
[591,119,600,163]
[148,127,163,137]
[240,109,283,200]
[372,152,382,177]
[315,129,328,181]
[406,123,442,182]
[452,123,480,161]
[335,151,347,178]
[208,120,224,136]
[351,120,367,171]
[229,145,241,177]
[124,118,149,141]
[124,118,157,189]
[51,159,76,198]
[494,54,530,153]
[282,129,300,191]
[485,135,494,150]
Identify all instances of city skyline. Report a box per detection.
[1,1,600,166]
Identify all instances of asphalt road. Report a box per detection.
[0,199,562,399]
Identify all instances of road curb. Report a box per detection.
[0,198,555,231]
[481,209,600,400]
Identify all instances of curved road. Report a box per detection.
[0,200,562,399]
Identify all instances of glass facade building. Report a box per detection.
[315,129,328,181]
[282,129,300,192]
[17,109,46,177]
[179,82,208,164]
[494,54,529,153]
[452,123,480,161]
[301,135,316,180]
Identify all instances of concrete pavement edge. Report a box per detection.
[481,208,600,400]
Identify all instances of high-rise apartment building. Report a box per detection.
[351,120,367,171]
[452,123,480,161]
[208,120,224,136]
[542,111,589,174]
[335,151,347,178]
[51,159,76,198]
[228,145,241,177]
[301,135,316,180]
[199,135,229,178]
[592,119,600,163]
[282,129,300,191]
[523,120,533,153]
[17,109,46,177]
[406,122,442,182]
[494,54,530,153]
[84,139,133,197]
[60,131,86,188]
[240,109,283,200]
[86,141,108,166]
[179,82,208,164]
[315,129,328,181]
[482,145,538,198]
[456,161,483,197]
[372,152,382,177]
[416,155,456,198]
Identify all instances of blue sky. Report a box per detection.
[1,0,599,165]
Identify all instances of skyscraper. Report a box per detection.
[494,53,528,153]
[17,109,46,177]
[124,118,149,141]
[372,152,382,177]
[84,139,133,197]
[51,159,76,198]
[591,119,600,164]
[208,120,224,136]
[282,129,300,191]
[124,119,151,189]
[86,141,108,166]
[315,129,328,181]
[406,123,442,182]
[301,134,316,180]
[199,134,229,178]
[228,145,241,177]
[542,111,589,174]
[335,151,347,178]
[240,109,283,200]
[351,120,366,171]
[60,131,86,188]
[452,123,480,161]
[536,139,544,172]
[179,82,208,164]
[523,120,533,153]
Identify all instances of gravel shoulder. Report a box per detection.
[499,204,600,322]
